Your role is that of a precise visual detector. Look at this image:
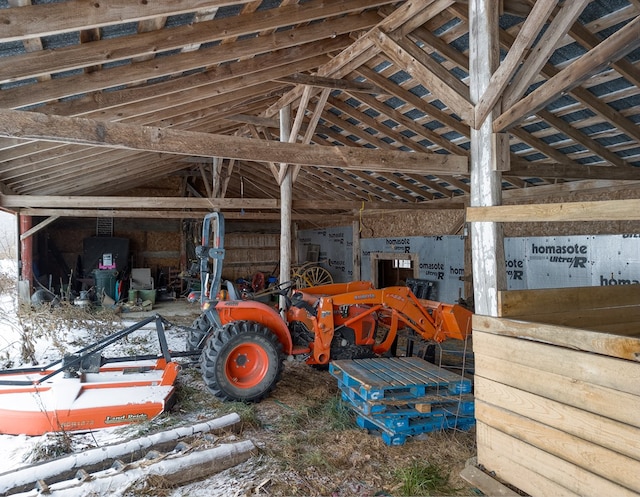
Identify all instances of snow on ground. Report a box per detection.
[0,260,263,496]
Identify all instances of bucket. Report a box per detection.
[138,289,157,305]
[93,270,117,300]
[128,289,138,303]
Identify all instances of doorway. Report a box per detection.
[370,252,419,288]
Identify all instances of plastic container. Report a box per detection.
[128,289,138,303]
[138,289,157,305]
[94,270,117,300]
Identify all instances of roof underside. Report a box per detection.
[0,0,639,220]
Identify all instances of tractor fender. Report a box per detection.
[214,300,293,355]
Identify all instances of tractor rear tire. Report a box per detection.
[186,313,213,352]
[200,321,284,402]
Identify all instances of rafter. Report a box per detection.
[495,16,640,131]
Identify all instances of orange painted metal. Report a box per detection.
[0,359,179,436]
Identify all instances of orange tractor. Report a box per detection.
[188,212,473,402]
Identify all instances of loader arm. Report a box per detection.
[312,286,472,363]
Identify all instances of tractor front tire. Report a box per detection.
[200,321,284,402]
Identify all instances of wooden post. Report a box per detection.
[469,0,507,316]
[19,214,33,296]
[279,105,292,310]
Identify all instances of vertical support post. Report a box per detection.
[469,0,507,316]
[279,105,292,311]
[352,220,361,281]
[19,214,33,297]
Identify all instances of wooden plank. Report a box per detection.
[472,330,640,396]
[506,306,640,331]
[509,161,640,180]
[466,199,640,222]
[476,401,640,492]
[477,422,638,497]
[0,109,468,175]
[475,377,640,460]
[473,352,640,428]
[473,315,640,362]
[498,286,640,316]
[459,458,520,497]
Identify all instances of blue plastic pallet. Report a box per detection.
[339,385,475,417]
[357,413,476,446]
[329,357,472,401]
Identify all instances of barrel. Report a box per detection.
[94,269,117,300]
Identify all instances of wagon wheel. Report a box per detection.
[292,263,333,288]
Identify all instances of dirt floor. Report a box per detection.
[160,306,479,497]
[4,299,479,496]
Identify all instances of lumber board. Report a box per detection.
[473,354,640,428]
[459,458,520,497]
[474,376,640,460]
[473,315,640,361]
[477,422,638,497]
[506,306,640,330]
[466,199,640,222]
[472,329,640,395]
[476,401,640,492]
[587,321,640,335]
[497,285,640,316]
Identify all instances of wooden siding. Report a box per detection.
[472,285,640,496]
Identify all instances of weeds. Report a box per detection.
[23,432,73,463]
[217,401,261,429]
[393,461,458,496]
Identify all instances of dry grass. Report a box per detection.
[2,298,478,496]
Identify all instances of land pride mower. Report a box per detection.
[187,212,473,403]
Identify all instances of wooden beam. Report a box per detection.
[19,215,59,241]
[264,0,452,117]
[1,194,465,210]
[0,15,373,109]
[373,30,474,125]
[474,0,558,128]
[501,0,591,109]
[274,74,386,95]
[0,109,468,175]
[496,16,640,131]
[0,0,256,43]
[466,199,640,222]
[225,115,279,128]
[292,88,331,183]
[509,161,640,180]
[0,0,395,84]
[15,208,354,221]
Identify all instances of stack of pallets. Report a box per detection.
[329,356,475,445]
